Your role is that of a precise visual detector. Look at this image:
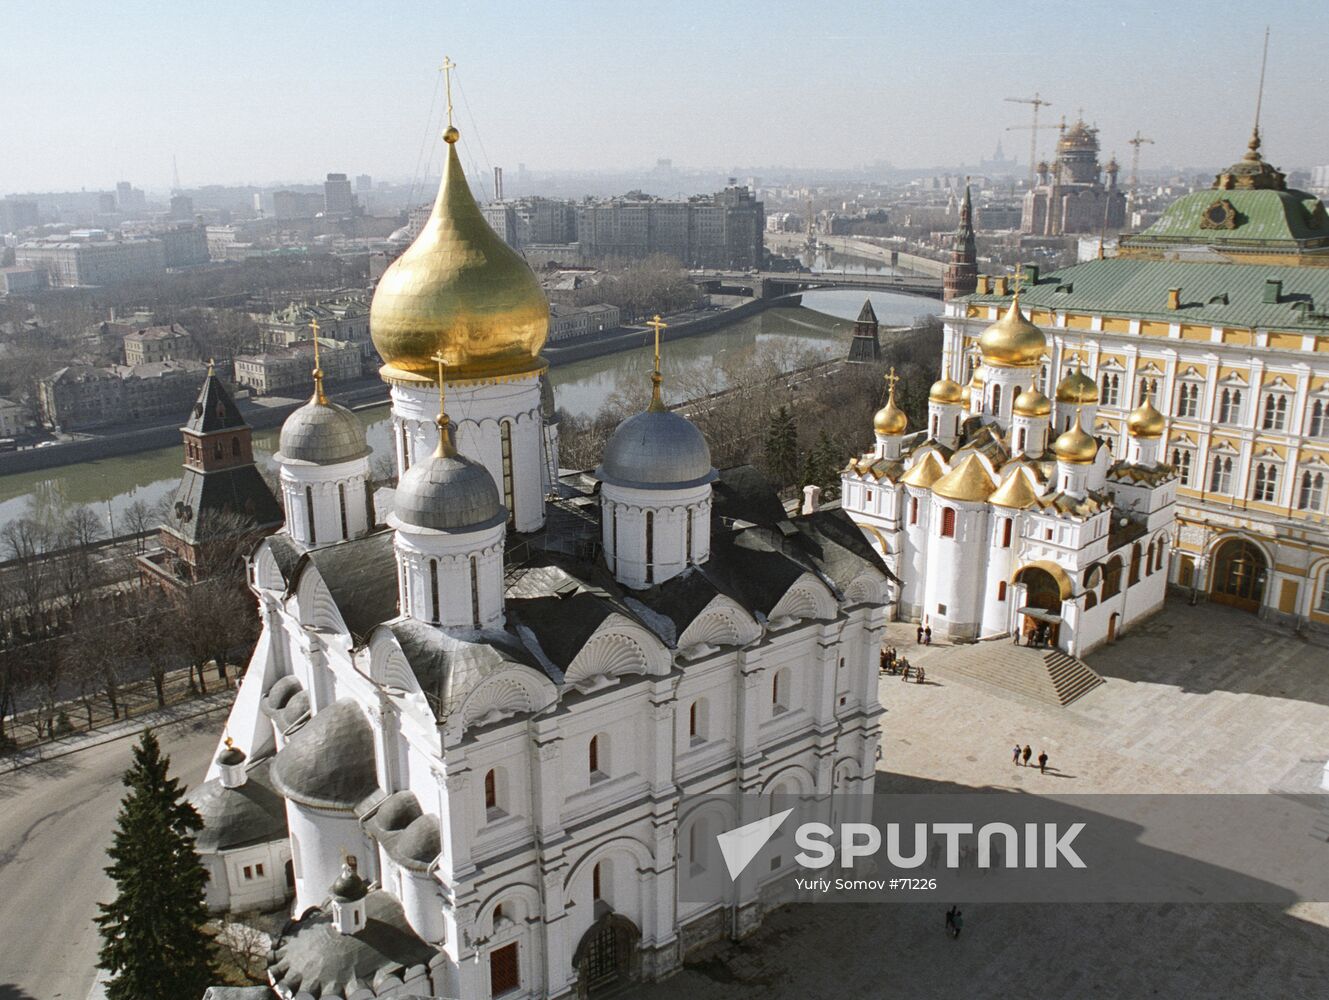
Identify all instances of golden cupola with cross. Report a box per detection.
[370,62,549,384]
[978,288,1045,368]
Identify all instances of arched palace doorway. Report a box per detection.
[572,909,641,998]
[1209,537,1268,612]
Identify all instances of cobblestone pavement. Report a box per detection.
[629,601,1329,1000]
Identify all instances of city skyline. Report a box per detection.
[4,0,1327,194]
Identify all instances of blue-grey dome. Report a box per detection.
[276,399,370,466]
[597,408,716,490]
[393,446,505,532]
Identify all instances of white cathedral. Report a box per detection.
[190,116,889,1000]
[840,291,1177,656]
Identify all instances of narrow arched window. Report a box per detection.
[305,485,316,544]
[500,419,515,522]
[429,559,440,624]
[338,482,348,540]
[940,507,956,538]
[484,769,497,810]
[1001,518,1012,548]
[470,555,480,627]
[645,510,655,584]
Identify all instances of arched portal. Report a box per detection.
[572,910,641,997]
[1012,562,1070,647]
[1209,537,1268,612]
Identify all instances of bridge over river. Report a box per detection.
[692,268,943,300]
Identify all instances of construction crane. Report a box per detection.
[1005,118,1063,184]
[1127,131,1155,209]
[1004,93,1052,186]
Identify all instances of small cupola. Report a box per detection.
[216,737,248,789]
[330,856,369,935]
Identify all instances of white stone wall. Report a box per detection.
[601,482,712,590]
[280,456,372,547]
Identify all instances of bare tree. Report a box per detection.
[123,499,158,552]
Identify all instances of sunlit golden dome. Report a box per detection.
[1053,421,1098,464]
[1126,397,1166,438]
[978,295,1045,368]
[929,377,964,404]
[989,467,1040,509]
[370,127,549,383]
[1055,360,1099,404]
[1013,384,1052,417]
[873,391,908,436]
[932,453,998,503]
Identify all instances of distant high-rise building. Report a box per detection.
[170,194,195,220]
[0,199,39,233]
[324,173,355,216]
[355,173,372,193]
[115,181,146,212]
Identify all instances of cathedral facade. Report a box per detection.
[191,111,888,1000]
[841,291,1176,657]
[1020,118,1126,236]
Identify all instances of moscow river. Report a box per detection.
[0,283,941,529]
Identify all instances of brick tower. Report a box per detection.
[944,183,978,300]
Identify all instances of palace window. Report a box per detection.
[1319,574,1329,614]
[1262,394,1288,432]
[1298,471,1325,512]
[1310,400,1329,438]
[939,507,956,538]
[1209,456,1233,494]
[1175,382,1200,418]
[1099,372,1120,407]
[1252,462,1279,503]
[1137,376,1158,406]
[1170,448,1193,486]
[1218,388,1244,424]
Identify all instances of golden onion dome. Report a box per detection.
[873,391,908,436]
[978,295,1045,368]
[929,377,964,404]
[370,128,549,383]
[1126,397,1166,438]
[1055,364,1099,404]
[968,368,984,390]
[931,453,998,503]
[1013,385,1052,417]
[1053,422,1098,464]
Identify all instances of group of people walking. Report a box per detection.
[879,647,924,684]
[1012,743,1050,773]
[915,623,932,645]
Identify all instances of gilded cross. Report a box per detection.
[309,318,326,403]
[430,350,448,419]
[883,366,900,397]
[441,56,456,130]
[647,314,667,376]
[1012,263,1024,298]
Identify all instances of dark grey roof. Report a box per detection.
[711,465,789,528]
[185,372,245,434]
[187,759,288,853]
[392,449,505,532]
[161,464,283,547]
[296,531,399,641]
[362,791,441,871]
[270,700,379,811]
[702,528,807,617]
[791,508,897,591]
[264,534,304,584]
[260,676,309,734]
[506,592,616,669]
[270,890,436,1000]
[386,617,548,719]
[277,399,370,466]
[202,988,274,1000]
[596,408,717,490]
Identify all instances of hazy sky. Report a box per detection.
[4,0,1325,194]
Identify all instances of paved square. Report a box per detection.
[629,601,1329,1000]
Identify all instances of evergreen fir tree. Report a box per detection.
[96,730,215,1000]
[765,405,799,490]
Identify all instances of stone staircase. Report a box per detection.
[924,641,1105,707]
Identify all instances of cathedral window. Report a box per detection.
[1039,364,1049,393]
[609,506,618,573]
[484,769,499,813]
[1001,518,1013,548]
[500,420,515,522]
[686,507,695,563]
[400,423,411,472]
[470,555,480,627]
[1129,544,1142,586]
[1218,388,1243,424]
[772,668,791,714]
[990,384,1002,415]
[338,483,348,540]
[589,734,607,780]
[645,511,655,584]
[1252,462,1279,503]
[489,942,519,996]
[939,507,956,538]
[1102,557,1123,599]
[930,414,939,438]
[1154,538,1165,572]
[1310,400,1329,438]
[1209,456,1233,494]
[1262,394,1288,432]
[1297,471,1325,512]
[1099,373,1120,407]
[909,497,918,525]
[593,863,603,902]
[997,580,1007,602]
[1015,428,1026,452]
[429,559,440,624]
[1175,382,1199,418]
[305,486,316,544]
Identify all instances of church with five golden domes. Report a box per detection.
[841,284,1177,656]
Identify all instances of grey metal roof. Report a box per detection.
[276,398,370,466]
[269,890,436,1000]
[362,791,441,872]
[270,700,379,811]
[596,408,716,490]
[160,464,283,547]
[392,450,505,532]
[259,676,309,734]
[298,531,400,641]
[187,759,288,853]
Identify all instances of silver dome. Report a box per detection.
[394,449,506,532]
[596,408,716,490]
[276,399,370,466]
